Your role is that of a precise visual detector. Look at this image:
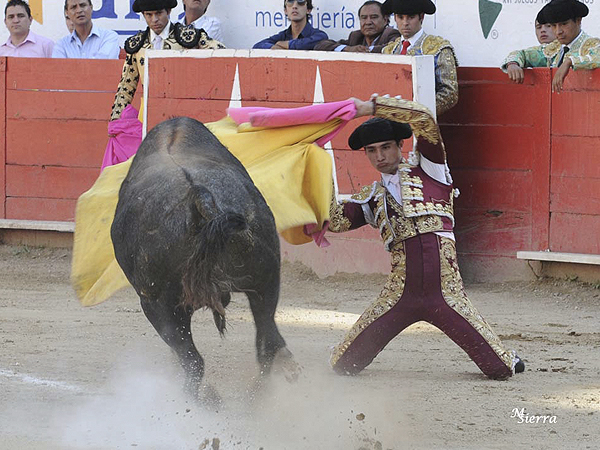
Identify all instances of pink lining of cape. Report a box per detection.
[227,100,356,147]
[100,105,143,172]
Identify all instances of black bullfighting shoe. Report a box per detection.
[514,355,525,374]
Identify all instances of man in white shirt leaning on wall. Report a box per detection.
[180,0,223,43]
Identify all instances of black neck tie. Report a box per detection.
[558,46,570,66]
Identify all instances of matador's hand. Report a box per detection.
[506,63,525,84]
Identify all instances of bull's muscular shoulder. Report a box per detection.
[125,29,149,54]
[421,35,454,56]
[543,40,561,58]
[348,182,380,204]
[174,23,204,49]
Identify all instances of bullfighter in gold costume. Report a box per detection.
[110,0,225,121]
[328,95,525,379]
[381,0,458,116]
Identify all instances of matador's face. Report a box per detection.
[364,140,403,175]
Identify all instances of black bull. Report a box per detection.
[111,117,292,395]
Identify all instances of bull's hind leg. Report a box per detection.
[139,294,205,396]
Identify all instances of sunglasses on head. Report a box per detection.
[286,0,307,5]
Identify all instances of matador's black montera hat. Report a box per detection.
[381,0,436,16]
[348,118,413,150]
[132,0,177,13]
[540,0,589,23]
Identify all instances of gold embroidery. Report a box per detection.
[581,37,600,57]
[328,200,352,233]
[438,238,514,369]
[421,35,453,56]
[331,249,407,366]
[543,40,562,59]
[375,97,440,145]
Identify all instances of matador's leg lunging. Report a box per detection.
[331,234,515,379]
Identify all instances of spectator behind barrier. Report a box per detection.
[314,1,400,53]
[381,0,459,116]
[501,8,557,84]
[52,0,119,59]
[180,0,223,43]
[110,0,225,122]
[500,0,600,93]
[0,0,54,57]
[253,0,328,50]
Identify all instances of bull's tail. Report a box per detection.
[181,207,248,336]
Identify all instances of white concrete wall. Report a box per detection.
[1,0,599,67]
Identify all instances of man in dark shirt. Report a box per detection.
[252,0,327,50]
[314,1,400,53]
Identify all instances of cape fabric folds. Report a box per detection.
[71,100,356,306]
[101,105,143,172]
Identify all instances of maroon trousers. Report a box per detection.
[331,233,514,379]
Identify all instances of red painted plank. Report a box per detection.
[454,208,532,256]
[550,176,600,215]
[560,67,600,92]
[6,197,76,222]
[7,90,117,120]
[146,98,233,130]
[0,58,6,218]
[6,119,106,168]
[6,58,123,91]
[551,90,600,137]
[6,165,98,199]
[149,57,237,100]
[551,136,600,179]
[442,124,535,171]
[550,212,600,254]
[238,58,319,103]
[452,169,532,212]
[318,60,413,101]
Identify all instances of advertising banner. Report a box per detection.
[1,0,599,67]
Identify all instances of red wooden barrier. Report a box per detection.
[0,55,598,280]
[550,69,600,254]
[0,58,6,219]
[3,58,139,221]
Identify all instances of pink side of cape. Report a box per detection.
[227,100,356,147]
[100,105,143,172]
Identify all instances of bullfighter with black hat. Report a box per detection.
[381,0,459,116]
[328,94,525,379]
[501,7,558,84]
[500,0,599,92]
[110,0,225,121]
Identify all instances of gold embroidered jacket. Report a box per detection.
[110,23,225,121]
[329,97,457,251]
[382,33,459,116]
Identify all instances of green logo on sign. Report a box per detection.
[479,0,503,39]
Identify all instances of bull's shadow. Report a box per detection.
[111,117,297,402]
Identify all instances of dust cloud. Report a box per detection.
[52,344,410,450]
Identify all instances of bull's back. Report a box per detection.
[111,117,278,291]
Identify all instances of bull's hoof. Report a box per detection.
[272,347,302,383]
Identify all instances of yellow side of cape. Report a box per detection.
[71,117,339,306]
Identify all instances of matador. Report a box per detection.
[328,95,525,379]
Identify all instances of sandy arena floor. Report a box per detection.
[0,245,599,450]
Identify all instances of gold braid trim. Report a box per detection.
[439,238,515,369]
[328,199,352,233]
[375,97,440,145]
[543,40,561,59]
[581,37,600,57]
[330,249,406,367]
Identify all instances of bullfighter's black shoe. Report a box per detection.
[514,355,525,374]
